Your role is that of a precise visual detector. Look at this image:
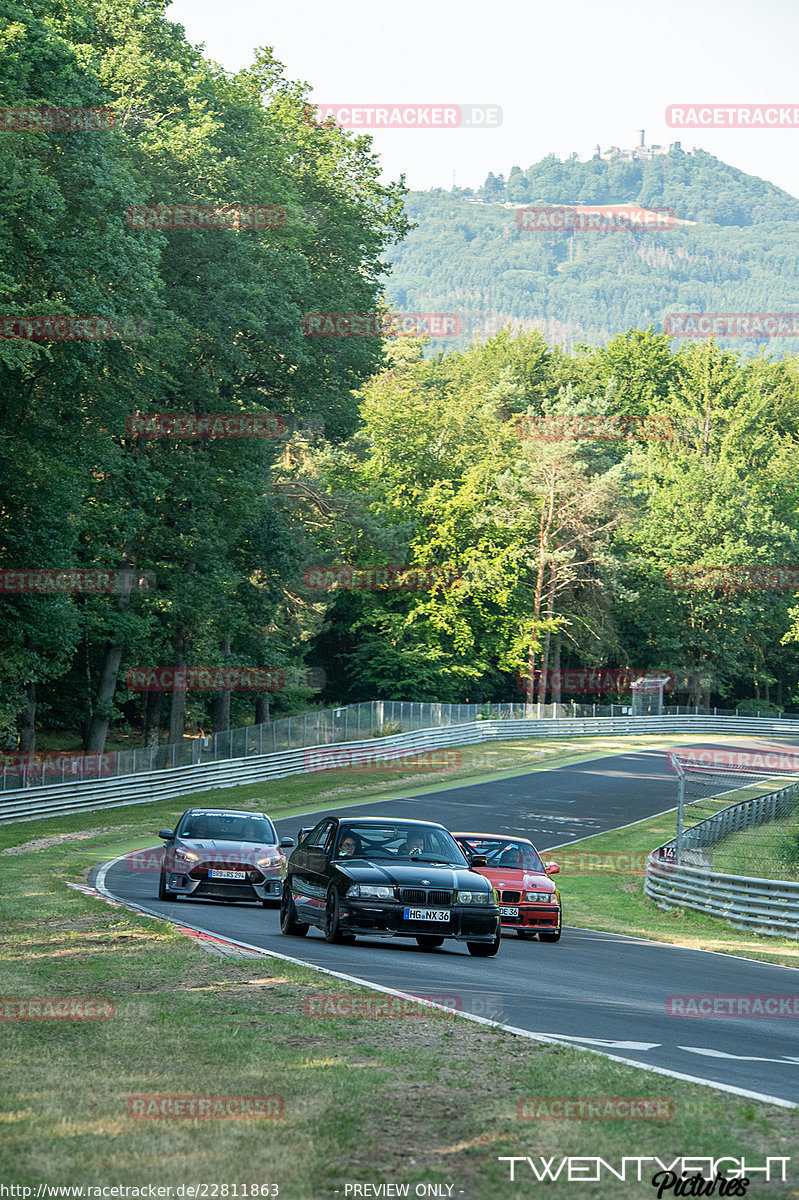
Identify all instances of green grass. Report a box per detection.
[2,731,798,1195]
[1,827,796,1198]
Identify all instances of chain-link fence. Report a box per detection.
[3,697,798,792]
[667,747,799,879]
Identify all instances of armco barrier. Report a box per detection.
[4,713,799,825]
[645,782,799,938]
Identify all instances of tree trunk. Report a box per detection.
[85,562,137,752]
[536,567,557,707]
[143,690,162,747]
[168,635,188,744]
[255,695,270,725]
[525,466,557,707]
[211,639,232,733]
[552,635,562,710]
[17,680,36,753]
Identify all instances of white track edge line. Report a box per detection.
[92,853,797,1111]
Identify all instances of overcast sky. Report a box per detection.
[165,0,799,198]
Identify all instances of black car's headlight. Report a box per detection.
[456,890,492,905]
[346,884,395,900]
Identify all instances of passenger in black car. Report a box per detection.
[338,833,358,857]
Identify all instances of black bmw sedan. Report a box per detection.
[279,816,501,956]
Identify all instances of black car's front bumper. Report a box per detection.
[340,900,500,941]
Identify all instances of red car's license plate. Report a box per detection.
[500,906,519,918]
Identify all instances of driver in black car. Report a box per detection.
[338,833,359,857]
[400,832,425,857]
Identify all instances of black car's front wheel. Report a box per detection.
[467,928,501,957]
[280,882,309,936]
[324,886,352,944]
[416,935,445,950]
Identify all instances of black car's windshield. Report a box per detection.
[456,837,545,873]
[335,823,468,866]
[178,813,278,844]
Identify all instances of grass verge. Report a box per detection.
[1,829,796,1198]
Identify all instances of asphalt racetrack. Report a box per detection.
[98,743,799,1106]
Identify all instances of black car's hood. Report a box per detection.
[337,860,491,891]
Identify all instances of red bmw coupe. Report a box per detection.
[452,832,562,941]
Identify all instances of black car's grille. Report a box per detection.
[502,890,521,904]
[400,888,452,906]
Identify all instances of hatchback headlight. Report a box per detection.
[346,885,395,900]
[257,854,283,868]
[175,848,199,863]
[457,891,491,905]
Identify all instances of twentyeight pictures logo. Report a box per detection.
[312,104,501,128]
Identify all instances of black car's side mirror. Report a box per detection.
[470,854,488,867]
[306,847,328,872]
[279,836,295,849]
[158,829,174,840]
[297,828,310,844]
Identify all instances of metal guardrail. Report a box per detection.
[645,782,799,939]
[5,712,799,825]
[6,696,793,791]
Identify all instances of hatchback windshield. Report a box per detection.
[336,823,468,865]
[456,837,545,873]
[178,813,278,844]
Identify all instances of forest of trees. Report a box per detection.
[4,0,799,759]
[384,152,799,353]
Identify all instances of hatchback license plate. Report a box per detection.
[500,906,519,918]
[209,869,246,880]
[404,907,450,922]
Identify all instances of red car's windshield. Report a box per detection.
[457,837,545,873]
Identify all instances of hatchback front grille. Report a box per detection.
[502,890,521,904]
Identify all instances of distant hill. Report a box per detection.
[382,149,799,353]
